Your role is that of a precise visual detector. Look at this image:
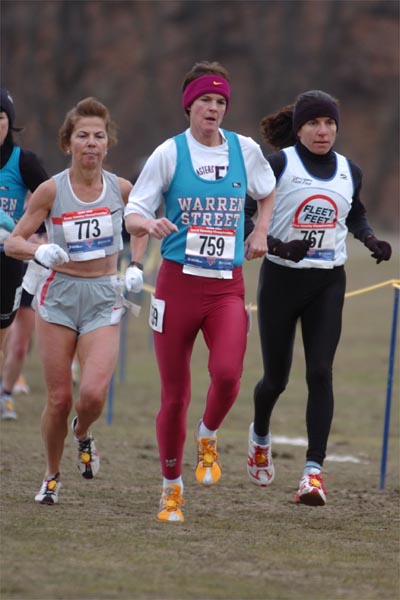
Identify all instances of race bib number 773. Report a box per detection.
[61,207,113,261]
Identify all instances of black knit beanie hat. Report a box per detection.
[0,88,16,130]
[293,90,339,134]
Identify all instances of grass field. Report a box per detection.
[1,236,399,600]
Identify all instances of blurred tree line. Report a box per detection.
[1,0,398,231]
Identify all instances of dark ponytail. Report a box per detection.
[260,104,296,151]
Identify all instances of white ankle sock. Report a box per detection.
[304,461,322,475]
[252,429,271,446]
[163,476,183,491]
[198,420,217,438]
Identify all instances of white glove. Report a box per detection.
[125,265,143,293]
[34,243,70,268]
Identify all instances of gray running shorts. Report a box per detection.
[35,271,125,335]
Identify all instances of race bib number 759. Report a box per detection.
[184,226,235,272]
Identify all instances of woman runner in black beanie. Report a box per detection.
[245,90,391,506]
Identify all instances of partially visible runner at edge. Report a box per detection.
[0,87,48,420]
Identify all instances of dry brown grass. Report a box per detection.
[1,237,399,600]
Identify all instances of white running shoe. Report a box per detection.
[35,473,61,505]
[295,469,327,506]
[247,423,275,486]
[0,392,17,420]
[71,416,100,479]
[13,375,30,395]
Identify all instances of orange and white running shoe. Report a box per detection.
[295,469,327,506]
[195,424,221,486]
[13,374,30,395]
[157,484,185,523]
[247,423,275,486]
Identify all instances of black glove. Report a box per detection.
[269,238,311,263]
[364,236,392,264]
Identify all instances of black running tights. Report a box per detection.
[253,259,346,466]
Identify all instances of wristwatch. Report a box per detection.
[128,261,143,270]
